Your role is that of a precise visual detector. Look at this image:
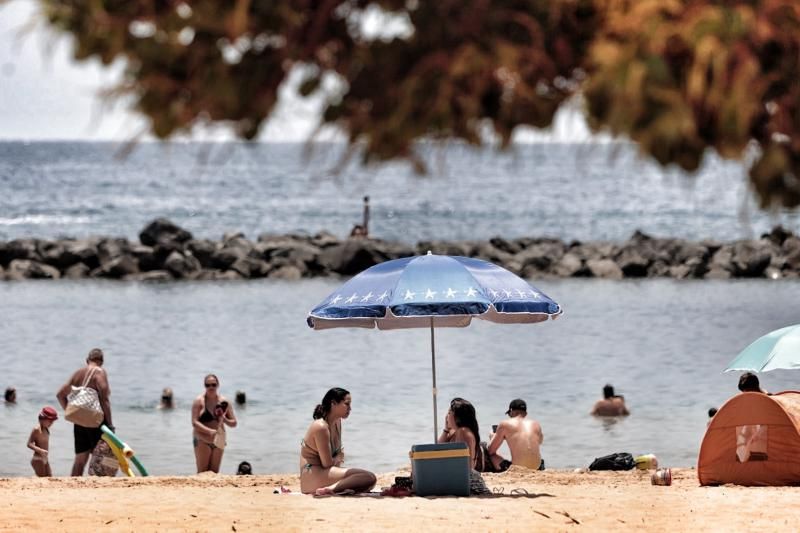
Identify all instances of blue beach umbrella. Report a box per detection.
[307,252,562,441]
[725,324,800,373]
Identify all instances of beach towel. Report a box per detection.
[588,452,635,471]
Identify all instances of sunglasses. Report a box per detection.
[205,383,218,388]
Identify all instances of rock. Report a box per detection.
[552,253,585,277]
[185,239,219,268]
[320,239,412,275]
[123,270,174,282]
[139,218,193,247]
[731,241,772,277]
[91,256,139,278]
[164,251,202,278]
[587,258,623,279]
[515,241,566,271]
[762,225,793,246]
[63,240,100,270]
[64,263,90,279]
[614,248,650,277]
[1,239,39,265]
[6,259,61,279]
[268,265,303,280]
[417,240,475,257]
[230,257,271,278]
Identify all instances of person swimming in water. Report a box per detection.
[299,387,376,495]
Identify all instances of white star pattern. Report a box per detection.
[361,292,373,302]
[404,290,416,300]
[330,295,342,305]
[466,287,477,297]
[516,289,527,298]
[529,290,540,299]
[446,288,457,298]
[345,293,358,304]
[376,291,389,302]
[489,289,499,299]
[503,289,512,298]
[425,289,437,300]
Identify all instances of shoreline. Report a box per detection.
[1,219,799,282]
[3,468,798,531]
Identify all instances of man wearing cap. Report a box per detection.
[486,399,544,471]
[56,348,114,476]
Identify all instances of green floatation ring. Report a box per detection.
[101,424,149,476]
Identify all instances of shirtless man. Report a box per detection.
[28,406,58,476]
[56,348,114,476]
[486,399,544,471]
[591,384,630,417]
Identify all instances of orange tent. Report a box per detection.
[698,391,800,486]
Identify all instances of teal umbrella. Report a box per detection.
[725,324,800,372]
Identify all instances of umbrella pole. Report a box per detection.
[431,317,438,442]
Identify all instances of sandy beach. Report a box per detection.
[2,467,798,532]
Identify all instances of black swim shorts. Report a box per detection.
[74,424,103,454]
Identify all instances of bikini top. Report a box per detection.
[301,421,341,465]
[198,407,215,424]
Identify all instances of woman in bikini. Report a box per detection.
[192,374,237,473]
[299,387,376,495]
[438,397,487,471]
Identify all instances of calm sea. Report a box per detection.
[0,142,799,477]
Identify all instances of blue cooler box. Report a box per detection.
[410,442,470,496]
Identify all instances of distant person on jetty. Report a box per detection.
[299,387,376,495]
[4,387,16,404]
[56,348,114,476]
[591,384,630,417]
[738,372,768,394]
[349,195,370,238]
[485,399,544,472]
[28,406,58,477]
[439,397,492,471]
[159,387,174,409]
[192,374,237,473]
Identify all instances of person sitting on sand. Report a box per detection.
[28,406,58,477]
[438,397,492,471]
[299,387,376,495]
[738,372,768,394]
[192,374,237,473]
[159,387,174,409]
[591,384,630,417]
[5,387,16,404]
[485,398,544,472]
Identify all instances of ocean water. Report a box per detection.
[0,279,798,477]
[1,142,799,478]
[1,141,799,243]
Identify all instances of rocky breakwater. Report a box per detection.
[0,219,799,281]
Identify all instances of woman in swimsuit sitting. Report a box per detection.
[192,374,237,473]
[438,397,487,471]
[299,387,376,495]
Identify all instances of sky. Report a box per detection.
[0,0,596,142]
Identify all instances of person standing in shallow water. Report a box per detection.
[192,374,237,473]
[299,388,376,495]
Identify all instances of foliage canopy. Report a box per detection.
[39,0,800,208]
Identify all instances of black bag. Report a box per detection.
[588,452,635,471]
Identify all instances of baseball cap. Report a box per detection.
[505,398,527,415]
[39,406,59,420]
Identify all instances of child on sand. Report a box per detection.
[28,406,58,477]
